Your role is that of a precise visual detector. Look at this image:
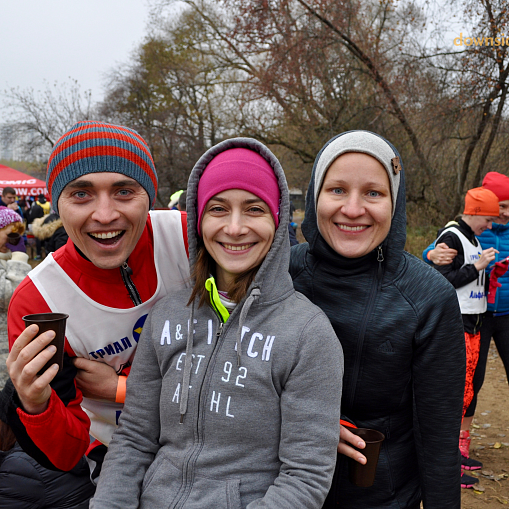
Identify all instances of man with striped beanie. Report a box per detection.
[6,121,190,480]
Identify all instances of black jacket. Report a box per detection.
[290,132,465,508]
[0,444,95,509]
[27,203,44,225]
[0,379,93,507]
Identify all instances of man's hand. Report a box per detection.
[474,247,499,271]
[72,357,119,401]
[338,424,367,465]
[428,243,458,265]
[7,324,59,415]
[7,202,19,211]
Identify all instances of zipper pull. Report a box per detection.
[377,245,384,282]
[216,322,224,339]
[122,261,133,276]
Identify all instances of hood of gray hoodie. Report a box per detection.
[186,137,293,304]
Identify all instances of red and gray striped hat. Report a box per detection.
[46,120,158,213]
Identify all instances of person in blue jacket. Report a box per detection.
[423,171,509,475]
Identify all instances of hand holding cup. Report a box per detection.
[7,313,68,415]
[22,313,68,374]
[347,428,385,488]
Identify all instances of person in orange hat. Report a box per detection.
[424,174,509,478]
[430,186,499,487]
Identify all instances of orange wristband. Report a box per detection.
[427,251,432,261]
[115,376,127,404]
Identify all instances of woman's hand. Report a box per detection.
[6,324,59,415]
[338,424,367,464]
[474,247,499,271]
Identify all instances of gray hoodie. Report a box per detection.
[91,138,344,509]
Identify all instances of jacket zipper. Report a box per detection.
[177,315,225,508]
[377,245,384,285]
[347,247,383,409]
[120,261,142,306]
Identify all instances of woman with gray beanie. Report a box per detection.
[290,131,465,508]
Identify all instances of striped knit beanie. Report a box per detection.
[47,120,158,213]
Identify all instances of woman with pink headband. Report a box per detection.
[92,139,344,509]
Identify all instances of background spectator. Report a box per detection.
[0,207,31,387]
[31,213,68,255]
[0,188,24,221]
[177,190,187,211]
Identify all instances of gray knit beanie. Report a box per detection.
[313,131,401,215]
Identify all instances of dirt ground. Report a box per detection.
[460,341,509,507]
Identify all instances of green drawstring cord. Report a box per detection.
[181,277,230,424]
[205,277,230,323]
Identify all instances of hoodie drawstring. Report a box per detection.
[180,303,195,424]
[236,288,261,367]
[179,286,261,423]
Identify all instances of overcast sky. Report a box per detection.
[0,0,469,125]
[0,0,153,121]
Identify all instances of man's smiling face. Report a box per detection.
[58,172,150,270]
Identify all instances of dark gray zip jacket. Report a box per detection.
[91,138,344,509]
[290,131,465,508]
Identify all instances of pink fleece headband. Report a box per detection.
[197,148,280,235]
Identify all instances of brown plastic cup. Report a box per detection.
[347,428,385,488]
[7,232,21,245]
[23,313,69,374]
